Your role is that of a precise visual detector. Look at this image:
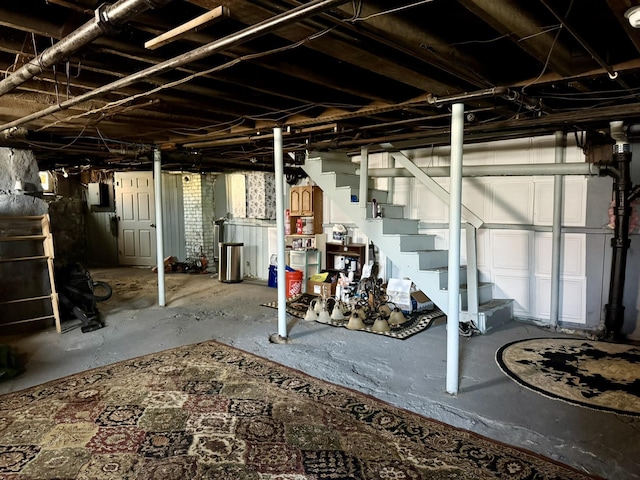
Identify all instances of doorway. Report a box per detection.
[114,172,156,266]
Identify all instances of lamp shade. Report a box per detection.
[346,312,365,330]
[330,304,345,321]
[371,317,390,333]
[304,305,318,322]
[318,307,331,324]
[388,307,407,327]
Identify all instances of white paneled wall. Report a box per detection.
[225,219,276,279]
[489,230,534,315]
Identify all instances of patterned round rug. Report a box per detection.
[496,338,640,417]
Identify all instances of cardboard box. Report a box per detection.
[386,278,433,313]
[307,280,336,297]
[411,290,434,312]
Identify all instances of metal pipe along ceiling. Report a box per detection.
[0,0,172,97]
[359,162,600,177]
[0,0,349,133]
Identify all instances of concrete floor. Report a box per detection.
[1,267,638,479]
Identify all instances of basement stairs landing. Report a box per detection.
[303,151,513,334]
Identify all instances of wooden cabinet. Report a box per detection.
[290,187,302,216]
[289,186,323,234]
[325,242,366,280]
[300,186,315,216]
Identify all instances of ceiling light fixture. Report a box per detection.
[625,6,640,28]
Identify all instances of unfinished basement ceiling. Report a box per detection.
[1,0,640,173]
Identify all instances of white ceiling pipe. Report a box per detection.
[0,0,172,97]
[0,0,349,133]
[358,162,600,178]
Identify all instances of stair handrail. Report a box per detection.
[380,142,483,229]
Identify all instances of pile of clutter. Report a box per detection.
[152,255,209,274]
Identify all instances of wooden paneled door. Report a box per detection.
[115,172,156,266]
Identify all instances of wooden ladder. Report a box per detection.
[0,215,61,333]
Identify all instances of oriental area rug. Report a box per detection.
[0,341,595,479]
[262,293,445,340]
[496,338,640,417]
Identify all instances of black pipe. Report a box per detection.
[604,146,632,341]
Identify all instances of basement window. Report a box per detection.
[39,172,52,192]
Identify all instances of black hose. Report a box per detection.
[92,281,113,302]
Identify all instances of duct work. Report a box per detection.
[0,0,172,98]
[603,121,634,341]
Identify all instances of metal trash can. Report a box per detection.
[219,242,243,283]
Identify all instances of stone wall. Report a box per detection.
[0,148,51,331]
[0,148,47,215]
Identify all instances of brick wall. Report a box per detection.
[182,173,217,260]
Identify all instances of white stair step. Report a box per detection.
[306,153,356,174]
[370,218,419,235]
[417,250,448,270]
[459,282,493,309]
[423,266,468,290]
[333,173,377,189]
[308,150,351,162]
[344,187,389,203]
[397,234,436,252]
[365,202,404,219]
[461,299,513,334]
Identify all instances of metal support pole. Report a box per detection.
[446,102,464,395]
[153,147,165,307]
[274,127,288,340]
[359,146,369,212]
[550,131,566,326]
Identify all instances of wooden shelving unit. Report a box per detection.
[0,215,61,333]
[325,242,366,280]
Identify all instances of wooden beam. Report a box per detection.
[145,6,227,50]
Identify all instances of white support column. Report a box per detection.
[153,147,165,307]
[446,103,464,395]
[550,130,566,326]
[464,223,478,316]
[274,127,288,339]
[359,146,369,212]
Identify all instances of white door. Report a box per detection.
[115,172,156,266]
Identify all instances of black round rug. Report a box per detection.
[496,338,640,417]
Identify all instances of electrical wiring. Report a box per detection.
[521,0,574,95]
[538,93,640,102]
[16,125,88,150]
[168,117,247,135]
[348,0,435,22]
[434,24,561,48]
[35,26,339,132]
[520,25,563,94]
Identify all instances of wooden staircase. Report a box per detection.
[303,151,513,334]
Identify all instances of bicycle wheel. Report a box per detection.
[92,281,113,302]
